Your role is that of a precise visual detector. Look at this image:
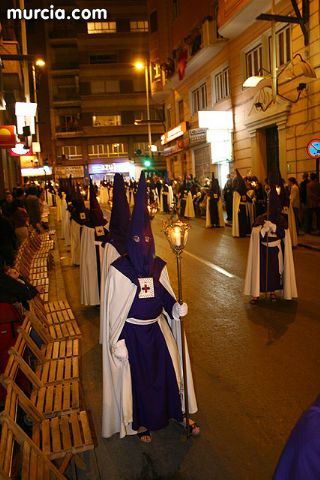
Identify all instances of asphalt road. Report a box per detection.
[59,213,320,480]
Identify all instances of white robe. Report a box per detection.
[102,265,198,439]
[80,226,100,305]
[61,197,71,246]
[243,226,298,300]
[70,219,81,266]
[284,205,298,247]
[184,192,195,218]
[55,194,62,222]
[99,185,109,205]
[232,191,241,237]
[99,242,121,344]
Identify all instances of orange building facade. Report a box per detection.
[147,0,320,186]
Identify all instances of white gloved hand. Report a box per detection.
[269,221,277,233]
[112,339,128,362]
[173,302,188,318]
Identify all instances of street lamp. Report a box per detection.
[163,212,191,437]
[31,58,45,147]
[134,60,152,151]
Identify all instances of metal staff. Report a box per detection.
[265,186,271,297]
[163,215,191,437]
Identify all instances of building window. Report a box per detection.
[246,44,262,77]
[191,83,207,114]
[89,55,117,64]
[88,144,107,157]
[88,143,127,157]
[173,0,180,19]
[214,67,230,102]
[150,11,158,33]
[61,145,82,159]
[177,100,184,122]
[134,142,149,154]
[152,63,161,80]
[166,107,172,130]
[275,25,291,67]
[130,21,148,32]
[92,115,121,127]
[87,22,117,34]
[91,80,120,94]
[57,115,80,132]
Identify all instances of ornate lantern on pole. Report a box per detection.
[163,213,191,436]
[147,202,158,220]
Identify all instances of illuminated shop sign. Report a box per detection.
[55,166,84,178]
[161,121,188,145]
[0,125,17,148]
[89,164,115,174]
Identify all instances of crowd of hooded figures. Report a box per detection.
[52,168,320,477]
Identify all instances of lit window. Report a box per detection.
[191,83,207,114]
[61,145,82,159]
[214,67,230,102]
[130,21,149,32]
[87,22,117,34]
[274,25,291,67]
[245,44,262,77]
[91,80,120,94]
[92,115,121,127]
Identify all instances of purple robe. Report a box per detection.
[273,396,320,479]
[114,255,183,431]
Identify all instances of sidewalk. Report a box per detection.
[297,233,320,251]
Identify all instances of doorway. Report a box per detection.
[265,125,279,176]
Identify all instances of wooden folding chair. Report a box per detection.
[15,316,79,384]
[0,411,67,479]
[1,382,94,475]
[1,348,80,418]
[30,299,81,340]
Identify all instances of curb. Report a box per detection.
[298,243,320,252]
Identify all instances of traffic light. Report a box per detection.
[143,158,151,168]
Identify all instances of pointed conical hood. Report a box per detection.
[108,173,131,254]
[89,178,107,227]
[210,172,220,195]
[127,171,155,276]
[232,169,247,195]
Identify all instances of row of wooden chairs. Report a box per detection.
[0,225,93,478]
[0,315,93,479]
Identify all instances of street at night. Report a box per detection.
[57,212,320,479]
[1,0,320,478]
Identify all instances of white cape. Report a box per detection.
[102,265,198,439]
[70,219,81,266]
[232,191,241,237]
[99,242,121,344]
[184,192,195,218]
[244,226,298,300]
[80,226,100,305]
[61,197,71,246]
[55,194,62,222]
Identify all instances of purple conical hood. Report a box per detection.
[109,173,131,254]
[127,171,155,275]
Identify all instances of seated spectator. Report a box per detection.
[1,190,14,217]
[25,186,42,231]
[0,212,18,266]
[0,258,40,310]
[6,200,29,246]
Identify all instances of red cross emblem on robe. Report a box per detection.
[138,277,155,299]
